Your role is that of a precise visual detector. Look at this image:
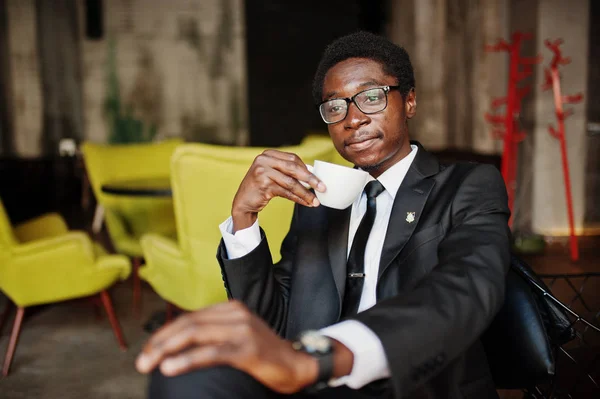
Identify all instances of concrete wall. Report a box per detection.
[2,0,248,157]
[389,0,595,235]
[388,0,507,154]
[532,0,590,235]
[79,0,248,146]
[5,0,43,157]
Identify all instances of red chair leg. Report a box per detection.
[2,307,25,376]
[166,302,174,323]
[0,300,13,335]
[132,257,142,317]
[100,290,127,351]
[89,296,103,321]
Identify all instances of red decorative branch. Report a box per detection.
[485,39,510,52]
[491,97,507,108]
[484,31,541,226]
[563,93,583,104]
[542,39,584,262]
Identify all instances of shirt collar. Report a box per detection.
[365,144,418,200]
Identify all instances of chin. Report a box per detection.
[343,139,385,168]
[351,150,396,175]
[352,155,385,172]
[357,162,384,173]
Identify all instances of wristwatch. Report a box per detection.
[292,330,335,391]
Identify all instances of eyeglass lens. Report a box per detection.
[319,88,388,123]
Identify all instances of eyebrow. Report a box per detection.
[323,80,388,100]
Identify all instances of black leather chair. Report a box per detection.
[481,255,575,389]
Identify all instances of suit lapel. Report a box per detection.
[327,206,351,306]
[378,143,439,279]
[325,142,440,299]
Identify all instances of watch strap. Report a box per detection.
[312,350,335,391]
[293,331,335,392]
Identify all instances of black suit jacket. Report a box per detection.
[218,143,511,399]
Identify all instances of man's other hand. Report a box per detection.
[135,301,319,394]
[231,150,326,232]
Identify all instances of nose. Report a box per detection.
[344,102,370,130]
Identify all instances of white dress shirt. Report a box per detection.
[219,145,418,389]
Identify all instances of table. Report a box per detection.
[96,177,172,232]
[101,177,172,197]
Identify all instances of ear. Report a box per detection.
[405,88,417,119]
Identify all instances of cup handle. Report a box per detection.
[300,164,314,188]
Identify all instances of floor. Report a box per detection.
[0,283,162,399]
[0,234,597,398]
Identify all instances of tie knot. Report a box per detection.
[364,180,385,199]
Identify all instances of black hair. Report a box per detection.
[312,31,415,104]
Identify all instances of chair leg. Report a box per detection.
[166,302,174,323]
[0,300,13,335]
[91,204,105,234]
[2,307,25,376]
[100,291,127,351]
[132,257,142,317]
[89,296,103,321]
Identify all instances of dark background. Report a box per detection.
[244,0,387,146]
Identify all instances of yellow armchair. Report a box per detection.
[0,199,131,376]
[139,138,338,311]
[81,139,182,257]
[81,139,182,312]
[12,212,69,241]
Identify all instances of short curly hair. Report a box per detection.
[312,31,415,105]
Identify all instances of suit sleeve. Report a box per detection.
[353,164,511,397]
[216,206,301,336]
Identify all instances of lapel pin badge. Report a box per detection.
[406,212,416,223]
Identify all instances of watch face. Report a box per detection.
[300,331,332,354]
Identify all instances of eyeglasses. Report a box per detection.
[317,85,400,124]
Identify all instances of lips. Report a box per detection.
[345,134,380,151]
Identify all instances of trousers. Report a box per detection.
[148,366,393,399]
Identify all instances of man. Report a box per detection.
[137,31,511,399]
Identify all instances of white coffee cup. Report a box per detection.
[304,160,369,209]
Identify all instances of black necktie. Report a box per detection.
[341,180,385,318]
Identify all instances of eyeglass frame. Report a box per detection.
[317,85,401,124]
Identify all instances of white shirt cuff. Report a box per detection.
[219,216,262,259]
[320,320,391,389]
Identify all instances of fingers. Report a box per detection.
[257,151,326,194]
[137,324,235,374]
[136,301,252,373]
[266,170,319,207]
[234,150,328,216]
[135,301,308,392]
[137,301,252,374]
[144,301,248,347]
[159,344,237,376]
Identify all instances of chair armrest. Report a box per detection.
[13,213,69,243]
[141,233,183,260]
[12,231,96,264]
[3,233,128,307]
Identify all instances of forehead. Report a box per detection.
[322,58,394,100]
